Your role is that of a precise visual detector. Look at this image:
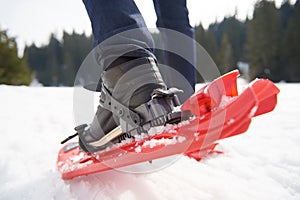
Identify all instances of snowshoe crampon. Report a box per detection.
[57,70,280,180]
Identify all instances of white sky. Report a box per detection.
[0,0,295,54]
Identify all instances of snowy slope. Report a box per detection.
[0,83,299,200]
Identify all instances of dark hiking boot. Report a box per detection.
[77,57,188,152]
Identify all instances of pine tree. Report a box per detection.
[277,0,295,81]
[246,0,281,81]
[194,24,219,81]
[46,34,64,86]
[63,31,93,86]
[218,34,235,74]
[25,34,64,86]
[195,24,218,62]
[280,0,295,30]
[283,0,300,81]
[0,29,32,85]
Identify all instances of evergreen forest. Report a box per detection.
[1,0,300,85]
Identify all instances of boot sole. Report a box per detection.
[89,126,123,147]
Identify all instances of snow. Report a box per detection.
[0,83,300,200]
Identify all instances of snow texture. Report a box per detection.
[0,83,299,200]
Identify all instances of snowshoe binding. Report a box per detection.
[62,57,193,153]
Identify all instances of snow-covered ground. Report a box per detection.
[0,83,299,200]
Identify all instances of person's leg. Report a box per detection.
[153,0,196,101]
[79,0,173,152]
[83,0,155,68]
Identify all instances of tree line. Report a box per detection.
[25,32,93,86]
[1,0,300,86]
[196,0,300,82]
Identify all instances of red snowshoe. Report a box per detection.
[57,70,279,180]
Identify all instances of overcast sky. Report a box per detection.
[0,0,294,53]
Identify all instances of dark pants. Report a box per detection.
[83,0,196,99]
